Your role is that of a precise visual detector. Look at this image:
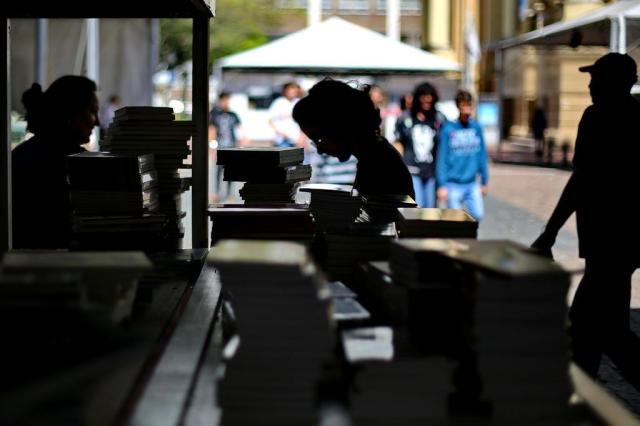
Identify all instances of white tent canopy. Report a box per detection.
[496,0,640,52]
[217,17,460,75]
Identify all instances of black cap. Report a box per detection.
[579,53,638,82]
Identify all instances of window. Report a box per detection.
[338,0,370,13]
[276,0,332,9]
[376,0,422,14]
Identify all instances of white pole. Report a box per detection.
[86,19,99,149]
[86,18,99,83]
[618,14,626,54]
[609,17,619,52]
[386,0,400,41]
[308,0,322,27]
[35,19,48,87]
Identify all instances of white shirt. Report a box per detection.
[268,96,301,144]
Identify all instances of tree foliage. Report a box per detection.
[159,0,283,70]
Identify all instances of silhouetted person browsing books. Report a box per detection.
[293,79,414,199]
[12,76,99,249]
[531,53,640,388]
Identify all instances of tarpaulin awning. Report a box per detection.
[217,17,460,75]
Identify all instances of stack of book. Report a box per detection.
[207,206,315,245]
[68,152,158,216]
[1,251,152,324]
[324,222,397,282]
[442,240,571,422]
[100,106,194,248]
[355,261,409,325]
[326,280,370,323]
[238,183,300,204]
[389,239,464,289]
[299,184,362,232]
[67,152,168,250]
[389,239,572,421]
[396,208,478,238]
[207,240,332,425]
[217,147,310,204]
[358,194,417,224]
[347,353,454,424]
[0,273,82,311]
[136,249,207,303]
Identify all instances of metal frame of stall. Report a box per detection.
[1,0,213,251]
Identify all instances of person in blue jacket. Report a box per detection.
[436,90,488,220]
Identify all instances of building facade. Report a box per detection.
[270,0,622,147]
[480,0,617,147]
[274,0,424,46]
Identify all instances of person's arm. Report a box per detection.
[477,123,488,195]
[208,124,217,142]
[267,99,282,136]
[208,110,218,142]
[436,125,450,202]
[531,107,591,258]
[232,114,250,147]
[295,131,310,150]
[235,125,250,147]
[530,172,578,258]
[392,117,405,155]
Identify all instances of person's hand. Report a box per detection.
[481,185,488,196]
[531,230,556,259]
[437,187,448,203]
[296,133,309,148]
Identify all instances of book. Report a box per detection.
[114,106,175,121]
[67,152,157,192]
[397,208,478,238]
[223,164,312,184]
[208,206,315,244]
[217,147,304,167]
[300,184,362,231]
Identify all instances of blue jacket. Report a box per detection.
[436,119,488,187]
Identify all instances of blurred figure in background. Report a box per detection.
[394,82,447,207]
[99,94,120,138]
[268,82,306,149]
[12,75,99,249]
[368,84,385,113]
[531,101,548,161]
[209,91,247,202]
[399,92,413,113]
[436,90,488,220]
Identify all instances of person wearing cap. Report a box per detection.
[532,52,640,388]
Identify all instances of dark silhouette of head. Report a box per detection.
[21,75,99,146]
[579,53,638,104]
[292,79,381,162]
[411,82,440,119]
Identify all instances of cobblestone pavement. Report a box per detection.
[483,162,640,415]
